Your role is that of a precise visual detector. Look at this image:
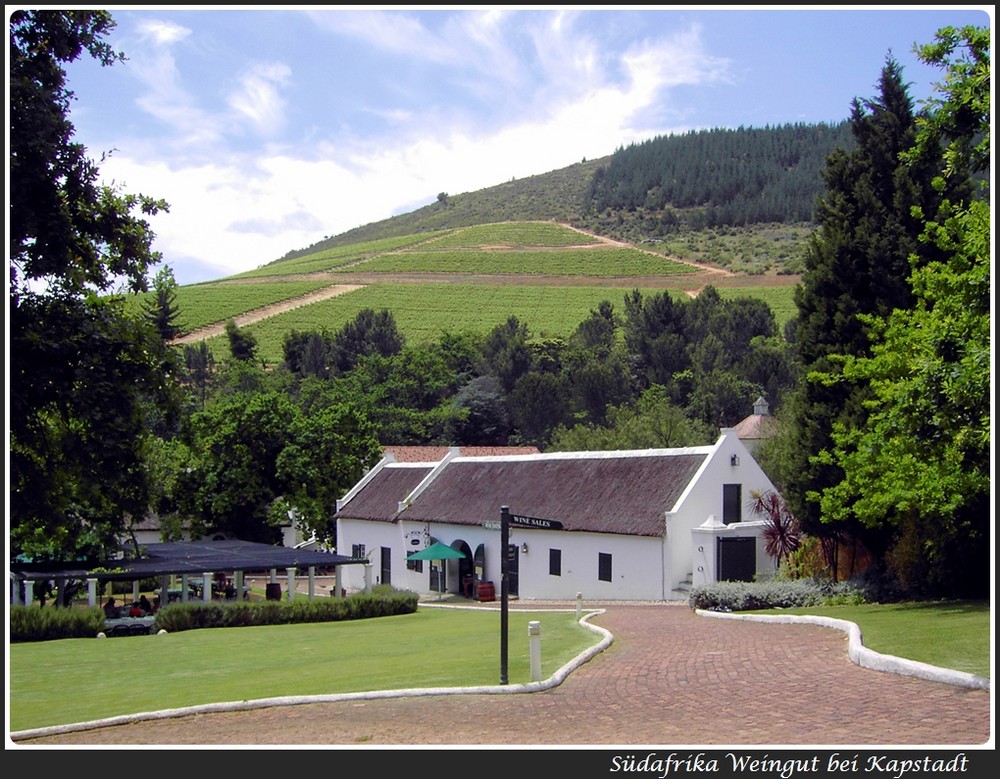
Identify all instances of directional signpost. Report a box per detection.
[497,506,561,685]
[510,514,563,530]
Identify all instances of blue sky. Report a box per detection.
[51,5,992,285]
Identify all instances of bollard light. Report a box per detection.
[529,620,542,682]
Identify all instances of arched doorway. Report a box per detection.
[451,540,473,598]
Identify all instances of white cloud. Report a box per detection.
[90,12,735,284]
[226,62,292,137]
[307,9,458,64]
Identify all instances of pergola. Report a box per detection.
[9,539,371,608]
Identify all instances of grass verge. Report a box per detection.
[9,606,598,732]
[752,600,990,678]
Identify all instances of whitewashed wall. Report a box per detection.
[336,432,782,600]
[666,432,779,590]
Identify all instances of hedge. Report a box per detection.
[9,588,420,642]
[154,589,419,633]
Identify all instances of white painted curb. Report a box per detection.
[695,609,990,691]
[9,607,613,742]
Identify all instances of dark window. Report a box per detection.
[723,484,742,524]
[380,546,391,586]
[406,556,423,573]
[351,543,366,559]
[598,552,612,582]
[549,548,561,576]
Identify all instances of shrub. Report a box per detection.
[10,606,106,642]
[688,578,866,612]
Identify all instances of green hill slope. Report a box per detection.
[165,124,839,358]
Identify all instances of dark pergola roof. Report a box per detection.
[10,540,366,582]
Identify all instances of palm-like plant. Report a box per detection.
[750,489,801,570]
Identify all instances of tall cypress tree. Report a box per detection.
[781,56,957,570]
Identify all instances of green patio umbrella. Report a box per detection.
[406,542,466,599]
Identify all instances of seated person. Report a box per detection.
[103,597,118,619]
[128,601,145,617]
[138,594,152,613]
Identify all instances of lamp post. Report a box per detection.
[500,505,510,685]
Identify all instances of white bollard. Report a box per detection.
[529,620,542,682]
[576,591,582,621]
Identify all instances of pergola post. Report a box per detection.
[364,562,372,594]
[202,572,213,602]
[181,574,190,602]
[235,570,245,601]
[286,567,296,601]
[87,577,98,608]
[24,579,35,607]
[307,566,316,600]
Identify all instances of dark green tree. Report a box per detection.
[449,375,512,445]
[569,299,618,353]
[508,370,572,445]
[330,308,404,375]
[621,288,689,396]
[781,55,957,567]
[182,341,216,410]
[10,10,175,565]
[224,319,259,363]
[143,266,182,341]
[814,25,990,597]
[282,329,334,378]
[480,315,534,393]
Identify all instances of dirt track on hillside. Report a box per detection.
[170,227,800,345]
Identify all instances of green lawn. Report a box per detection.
[10,600,989,732]
[8,607,598,732]
[753,600,990,678]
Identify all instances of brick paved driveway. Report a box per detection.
[15,603,992,747]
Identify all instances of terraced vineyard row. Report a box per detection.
[154,280,337,332]
[165,220,798,363]
[342,247,694,276]
[231,231,449,278]
[190,282,798,366]
[421,221,602,249]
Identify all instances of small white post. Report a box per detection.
[576,591,582,621]
[529,621,542,682]
[11,576,24,607]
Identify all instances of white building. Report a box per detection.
[334,431,781,602]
